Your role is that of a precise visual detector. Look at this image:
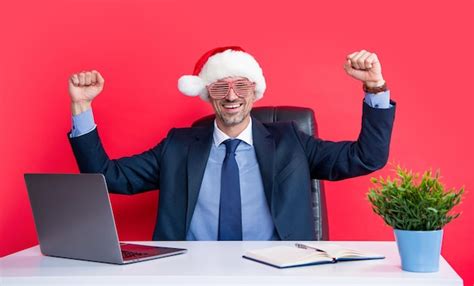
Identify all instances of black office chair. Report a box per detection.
[192,106,329,240]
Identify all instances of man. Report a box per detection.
[68,46,395,241]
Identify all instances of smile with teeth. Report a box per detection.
[222,103,243,109]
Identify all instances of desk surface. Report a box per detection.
[0,241,462,285]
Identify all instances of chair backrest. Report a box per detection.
[192,106,328,240]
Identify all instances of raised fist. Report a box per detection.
[68,70,105,103]
[344,50,385,87]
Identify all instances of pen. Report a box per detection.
[294,243,325,252]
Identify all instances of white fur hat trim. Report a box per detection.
[178,49,266,102]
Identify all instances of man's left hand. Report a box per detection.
[344,50,385,88]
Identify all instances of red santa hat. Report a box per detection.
[178,46,266,101]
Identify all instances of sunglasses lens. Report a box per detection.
[209,82,230,99]
[233,80,254,96]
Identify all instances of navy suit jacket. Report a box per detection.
[69,102,396,240]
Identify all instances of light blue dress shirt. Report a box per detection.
[70,91,391,240]
[186,118,277,240]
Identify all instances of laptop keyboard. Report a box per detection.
[120,243,187,262]
[121,250,149,259]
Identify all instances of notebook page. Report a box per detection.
[300,243,384,260]
[244,246,333,267]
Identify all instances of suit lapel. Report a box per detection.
[252,118,276,212]
[185,125,213,234]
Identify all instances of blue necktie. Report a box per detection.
[218,139,242,240]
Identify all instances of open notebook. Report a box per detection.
[243,243,385,268]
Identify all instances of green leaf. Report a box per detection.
[367,165,463,231]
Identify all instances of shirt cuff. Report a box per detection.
[70,108,97,138]
[364,90,391,109]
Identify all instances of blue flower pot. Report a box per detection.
[394,229,443,272]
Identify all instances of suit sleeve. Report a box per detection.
[68,128,172,194]
[298,101,396,181]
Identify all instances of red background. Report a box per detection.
[1,0,472,283]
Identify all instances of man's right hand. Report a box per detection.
[69,70,105,115]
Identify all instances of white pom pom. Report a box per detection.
[178,75,205,97]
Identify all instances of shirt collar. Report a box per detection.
[213,117,253,147]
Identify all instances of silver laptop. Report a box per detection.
[24,173,187,265]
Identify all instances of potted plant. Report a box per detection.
[367,165,464,272]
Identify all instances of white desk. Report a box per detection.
[0,241,462,285]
